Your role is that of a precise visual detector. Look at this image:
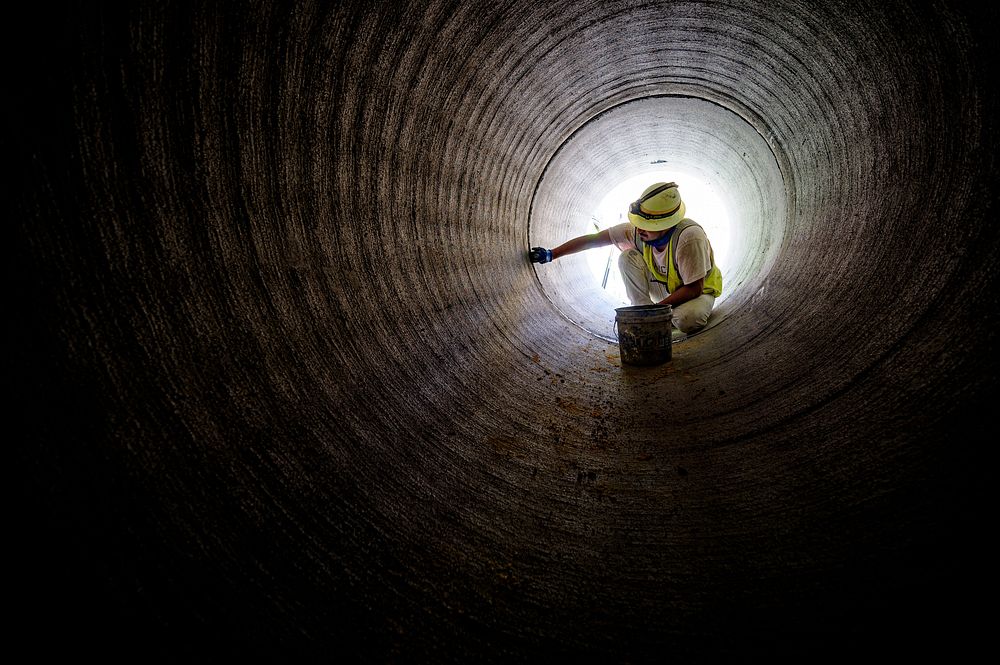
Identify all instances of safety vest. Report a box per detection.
[639,218,723,297]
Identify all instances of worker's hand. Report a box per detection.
[529,247,553,264]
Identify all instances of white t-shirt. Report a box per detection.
[608,221,713,285]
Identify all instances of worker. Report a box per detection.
[529,181,722,334]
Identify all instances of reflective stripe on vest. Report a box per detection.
[641,218,723,297]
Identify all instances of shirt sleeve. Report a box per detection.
[607,222,639,253]
[674,225,712,285]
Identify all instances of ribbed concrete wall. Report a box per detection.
[9,1,998,660]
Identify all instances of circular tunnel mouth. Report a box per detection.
[528,94,788,343]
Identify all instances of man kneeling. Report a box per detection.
[529,181,722,334]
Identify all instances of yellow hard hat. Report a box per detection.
[627,182,686,231]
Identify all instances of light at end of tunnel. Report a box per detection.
[587,170,733,305]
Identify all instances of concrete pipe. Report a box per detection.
[9,0,998,660]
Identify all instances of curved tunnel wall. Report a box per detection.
[10,0,999,660]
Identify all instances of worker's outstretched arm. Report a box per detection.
[529,229,612,264]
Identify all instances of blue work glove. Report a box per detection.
[529,247,553,264]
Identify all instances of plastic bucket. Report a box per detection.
[614,304,673,366]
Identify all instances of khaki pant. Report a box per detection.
[618,249,715,333]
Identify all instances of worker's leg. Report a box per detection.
[618,250,668,305]
[619,249,713,332]
[672,294,716,333]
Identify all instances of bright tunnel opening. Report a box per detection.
[530,95,786,341]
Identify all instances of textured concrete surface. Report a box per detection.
[7,1,999,661]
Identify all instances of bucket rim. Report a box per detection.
[615,304,673,323]
[615,304,673,314]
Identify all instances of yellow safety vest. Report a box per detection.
[640,218,723,297]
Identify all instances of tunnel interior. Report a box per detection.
[9,1,999,660]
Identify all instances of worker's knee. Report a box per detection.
[672,299,713,333]
[672,312,705,333]
[618,248,645,273]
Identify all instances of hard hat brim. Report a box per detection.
[628,201,686,232]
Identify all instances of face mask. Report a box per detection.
[644,227,674,249]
